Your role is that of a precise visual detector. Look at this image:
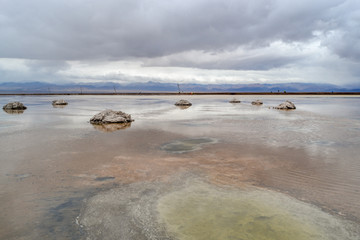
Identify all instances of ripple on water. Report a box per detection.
[157,184,360,240]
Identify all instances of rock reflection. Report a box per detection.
[52,104,66,109]
[176,105,191,110]
[92,122,132,132]
[161,138,217,153]
[3,109,25,114]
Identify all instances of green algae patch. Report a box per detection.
[161,138,217,153]
[157,184,348,240]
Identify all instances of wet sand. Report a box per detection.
[1,95,360,239]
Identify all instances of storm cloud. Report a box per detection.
[0,0,359,85]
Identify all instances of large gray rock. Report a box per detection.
[274,100,296,110]
[90,110,134,124]
[52,99,68,105]
[175,99,192,106]
[3,102,27,110]
[251,100,263,105]
[229,98,241,103]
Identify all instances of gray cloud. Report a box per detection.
[143,52,303,71]
[0,59,70,83]
[0,0,359,86]
[25,60,70,73]
[1,0,356,62]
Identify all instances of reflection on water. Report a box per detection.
[161,138,217,153]
[176,105,191,110]
[3,108,25,114]
[0,95,360,239]
[92,122,132,132]
[52,104,67,109]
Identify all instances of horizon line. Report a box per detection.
[1,92,360,96]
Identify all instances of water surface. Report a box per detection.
[1,95,360,239]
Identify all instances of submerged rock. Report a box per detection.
[52,99,68,105]
[251,100,263,105]
[3,102,27,110]
[274,100,296,110]
[229,98,241,103]
[175,99,192,106]
[90,109,134,124]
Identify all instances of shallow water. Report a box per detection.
[158,183,358,240]
[1,95,360,239]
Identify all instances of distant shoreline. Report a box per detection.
[0,92,359,96]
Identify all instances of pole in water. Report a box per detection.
[177,83,181,93]
[114,86,117,93]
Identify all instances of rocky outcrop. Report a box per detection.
[229,98,241,103]
[90,110,134,124]
[251,100,263,105]
[3,102,27,110]
[274,100,296,110]
[175,99,192,106]
[52,99,68,105]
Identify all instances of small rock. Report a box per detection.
[251,100,263,105]
[229,98,241,103]
[3,102,27,110]
[174,99,192,106]
[52,99,68,105]
[274,100,296,110]
[90,109,134,124]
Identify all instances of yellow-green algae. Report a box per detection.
[157,183,350,240]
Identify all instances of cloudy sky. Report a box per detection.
[0,0,359,86]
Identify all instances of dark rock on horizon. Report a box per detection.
[229,98,241,103]
[90,110,134,124]
[274,100,296,110]
[3,102,27,110]
[175,99,192,106]
[251,100,263,105]
[52,99,68,105]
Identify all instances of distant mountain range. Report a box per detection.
[0,81,359,93]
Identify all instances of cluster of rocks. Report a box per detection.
[2,98,295,125]
[228,98,296,110]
